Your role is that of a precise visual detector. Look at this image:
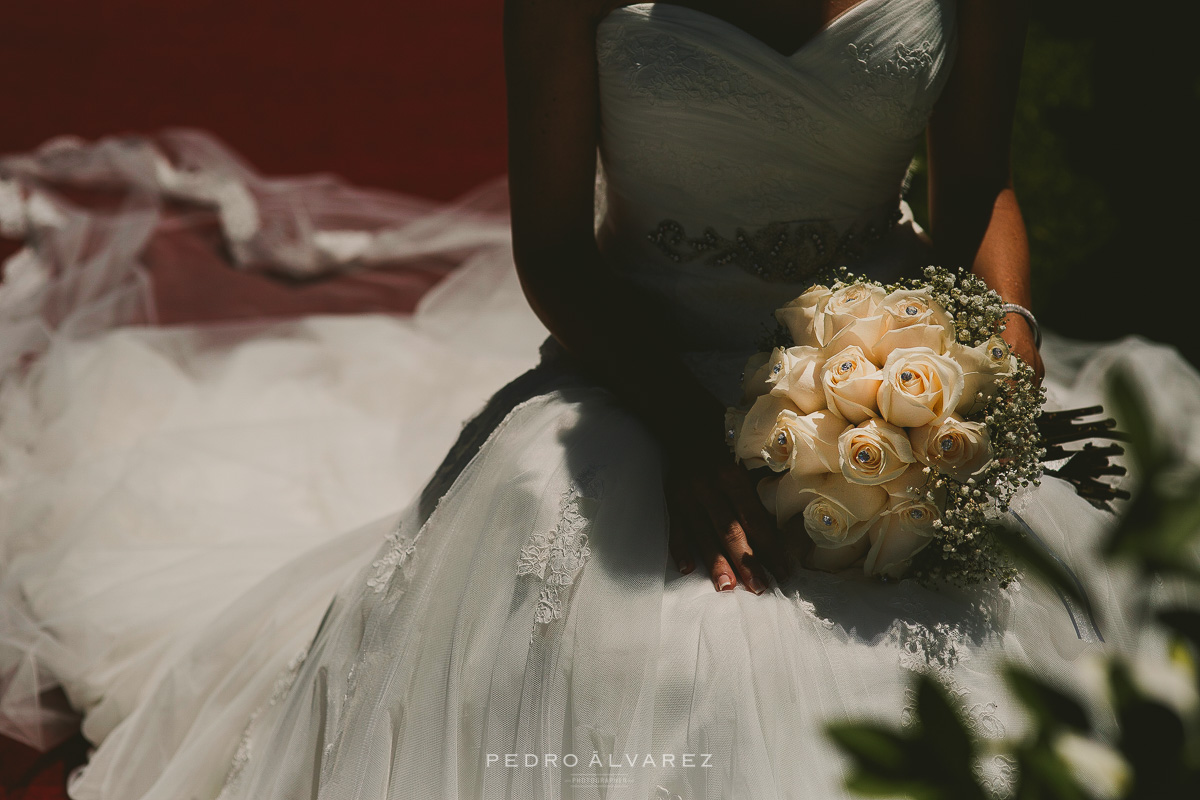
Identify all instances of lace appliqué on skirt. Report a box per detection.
[517,467,604,635]
[216,644,311,800]
[890,590,1017,799]
[366,525,417,594]
[646,208,903,283]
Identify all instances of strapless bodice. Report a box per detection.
[592,0,958,359]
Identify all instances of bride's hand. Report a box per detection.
[664,441,790,594]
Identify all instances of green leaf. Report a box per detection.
[1106,368,1163,473]
[1003,665,1091,734]
[1104,482,1200,582]
[914,674,974,769]
[1107,660,1189,794]
[842,774,943,800]
[825,722,910,775]
[1157,607,1200,653]
[1014,746,1092,800]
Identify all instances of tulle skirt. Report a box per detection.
[2,132,1199,800]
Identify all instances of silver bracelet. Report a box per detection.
[1001,303,1042,349]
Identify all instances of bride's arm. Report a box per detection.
[504,0,785,592]
[926,0,1044,380]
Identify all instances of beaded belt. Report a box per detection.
[645,206,904,283]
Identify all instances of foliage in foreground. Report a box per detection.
[827,370,1200,799]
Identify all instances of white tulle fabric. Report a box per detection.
[1,1,1198,799]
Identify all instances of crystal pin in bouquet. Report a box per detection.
[725,267,1126,585]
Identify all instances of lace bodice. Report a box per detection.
[593,0,958,358]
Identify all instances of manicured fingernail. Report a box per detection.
[748,575,765,595]
[678,559,694,574]
[717,575,733,591]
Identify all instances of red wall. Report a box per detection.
[0,0,508,199]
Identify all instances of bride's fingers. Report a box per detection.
[717,467,789,582]
[691,506,735,592]
[696,486,768,595]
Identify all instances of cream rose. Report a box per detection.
[822,283,886,352]
[825,282,885,318]
[821,345,882,423]
[804,536,871,573]
[739,350,774,404]
[734,393,800,469]
[873,289,955,357]
[910,414,993,479]
[767,345,826,413]
[799,474,889,548]
[823,314,888,362]
[950,335,1017,415]
[862,497,939,578]
[838,419,916,485]
[763,409,846,474]
[756,469,815,525]
[876,347,965,428]
[757,471,887,545]
[775,285,833,347]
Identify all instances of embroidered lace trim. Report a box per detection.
[843,40,937,138]
[517,466,604,634]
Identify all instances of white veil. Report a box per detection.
[0,129,548,750]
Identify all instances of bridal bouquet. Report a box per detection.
[725,267,1045,585]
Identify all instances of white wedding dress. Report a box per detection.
[3,1,1199,798]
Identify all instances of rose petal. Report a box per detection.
[772,469,826,525]
[824,314,887,359]
[827,378,882,423]
[874,324,952,358]
[805,536,870,572]
[826,284,885,316]
[880,463,930,500]
[788,410,847,475]
[951,338,1013,415]
[775,285,833,347]
[757,474,782,517]
[740,351,773,403]
[816,474,888,522]
[863,512,935,576]
[770,345,826,413]
[878,391,938,428]
[736,394,800,464]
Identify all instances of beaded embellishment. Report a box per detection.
[646,207,903,283]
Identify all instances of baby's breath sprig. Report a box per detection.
[905,267,1046,587]
[917,266,1007,348]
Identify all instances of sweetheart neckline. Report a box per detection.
[603,0,885,60]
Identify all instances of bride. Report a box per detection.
[2,0,1196,798]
